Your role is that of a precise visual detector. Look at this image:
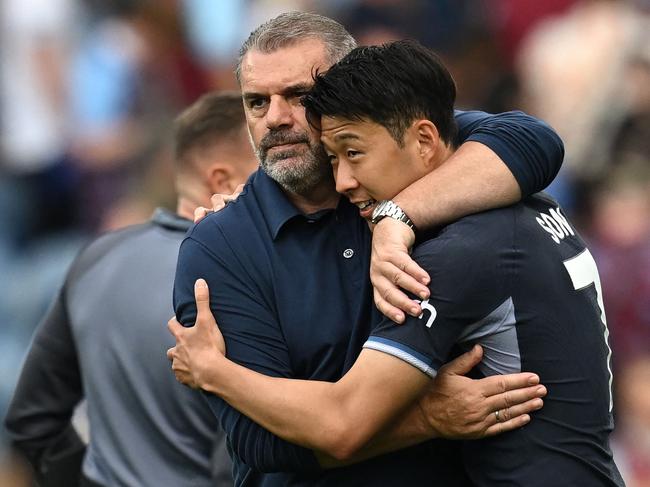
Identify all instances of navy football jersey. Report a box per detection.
[365,193,624,486]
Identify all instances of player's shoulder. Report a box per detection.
[417,204,518,257]
[186,183,256,243]
[67,221,155,283]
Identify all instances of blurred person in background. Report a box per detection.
[586,160,650,369]
[4,91,257,487]
[612,355,650,486]
[516,0,650,213]
[0,0,84,445]
[68,0,211,232]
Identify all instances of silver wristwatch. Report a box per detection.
[371,200,417,232]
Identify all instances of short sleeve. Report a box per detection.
[365,214,512,376]
[454,110,564,196]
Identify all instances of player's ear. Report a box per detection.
[414,120,439,166]
[206,164,236,194]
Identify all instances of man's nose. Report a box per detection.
[266,96,293,130]
[334,161,359,195]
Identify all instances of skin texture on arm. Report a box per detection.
[169,280,546,464]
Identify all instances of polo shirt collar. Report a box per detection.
[151,207,192,232]
[252,169,338,240]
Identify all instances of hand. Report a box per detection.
[167,279,226,388]
[370,217,430,323]
[193,184,246,223]
[419,345,546,439]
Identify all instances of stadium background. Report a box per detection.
[1,0,648,484]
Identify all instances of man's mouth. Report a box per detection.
[267,142,304,152]
[354,199,377,219]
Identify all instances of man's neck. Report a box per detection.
[176,195,203,221]
[285,185,340,215]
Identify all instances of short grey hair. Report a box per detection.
[235,11,357,84]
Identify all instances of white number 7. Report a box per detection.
[563,249,613,411]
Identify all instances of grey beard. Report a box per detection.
[258,144,334,196]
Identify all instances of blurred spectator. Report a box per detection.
[0,0,79,242]
[516,0,650,212]
[587,160,650,368]
[69,0,210,232]
[612,355,650,486]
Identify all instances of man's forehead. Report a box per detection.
[240,39,331,87]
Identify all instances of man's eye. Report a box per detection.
[347,150,360,158]
[327,154,338,164]
[249,98,267,109]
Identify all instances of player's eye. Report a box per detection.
[248,98,267,110]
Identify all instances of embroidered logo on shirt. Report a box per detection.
[414,298,437,328]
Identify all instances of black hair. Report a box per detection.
[303,39,457,147]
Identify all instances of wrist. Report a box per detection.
[415,400,439,440]
[375,217,416,248]
[371,200,417,234]
[198,353,229,394]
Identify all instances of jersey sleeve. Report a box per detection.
[364,215,512,377]
[173,222,322,473]
[454,109,564,196]
[4,284,86,485]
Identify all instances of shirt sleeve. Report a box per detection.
[4,285,86,485]
[454,109,564,196]
[364,215,512,377]
[173,224,322,473]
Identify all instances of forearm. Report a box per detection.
[201,355,367,460]
[200,350,428,461]
[395,141,520,230]
[316,401,435,467]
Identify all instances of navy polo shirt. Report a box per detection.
[174,170,470,486]
[174,110,565,486]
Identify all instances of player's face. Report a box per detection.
[239,39,332,195]
[320,116,427,221]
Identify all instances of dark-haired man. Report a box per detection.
[5,92,257,487]
[170,11,565,487]
[170,40,624,486]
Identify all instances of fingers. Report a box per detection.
[166,347,174,361]
[194,206,211,223]
[167,315,183,337]
[480,372,541,397]
[194,279,211,327]
[483,412,531,437]
[210,194,229,212]
[373,259,430,298]
[483,395,544,435]
[373,287,407,324]
[438,345,483,376]
[485,384,547,413]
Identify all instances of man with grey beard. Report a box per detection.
[171,11,564,487]
[256,120,332,195]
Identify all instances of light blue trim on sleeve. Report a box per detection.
[363,336,438,378]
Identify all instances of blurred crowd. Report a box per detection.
[1,0,648,485]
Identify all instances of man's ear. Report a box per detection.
[414,120,439,167]
[206,164,235,194]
